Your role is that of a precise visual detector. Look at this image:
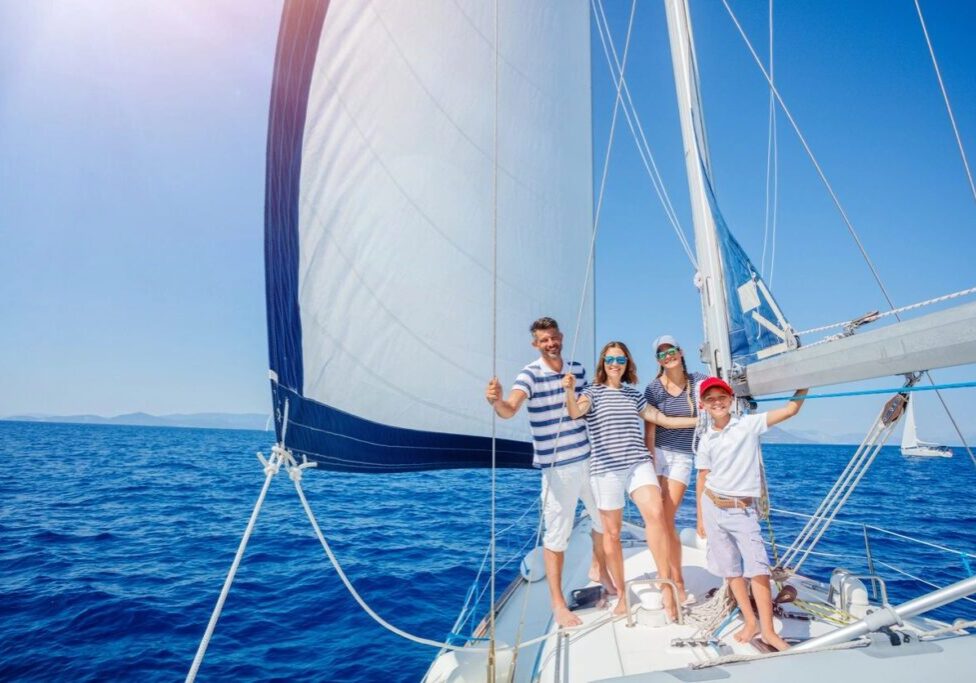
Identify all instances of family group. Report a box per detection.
[485,317,807,651]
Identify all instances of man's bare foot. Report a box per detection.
[760,631,790,651]
[554,605,583,628]
[612,597,629,617]
[734,621,759,643]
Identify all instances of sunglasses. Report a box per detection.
[656,348,680,361]
[603,355,628,365]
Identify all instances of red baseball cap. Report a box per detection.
[699,376,734,398]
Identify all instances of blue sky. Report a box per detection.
[2,1,975,442]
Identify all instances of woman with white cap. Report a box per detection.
[642,335,707,605]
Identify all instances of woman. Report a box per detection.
[642,335,707,606]
[563,341,697,617]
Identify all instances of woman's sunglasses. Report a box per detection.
[656,348,680,361]
[603,355,628,365]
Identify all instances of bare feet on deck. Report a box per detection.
[662,588,678,621]
[760,631,790,651]
[554,605,583,628]
[611,597,629,618]
[733,621,759,643]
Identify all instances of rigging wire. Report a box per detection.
[592,0,697,268]
[488,0,499,673]
[718,0,976,469]
[718,0,898,313]
[760,0,779,285]
[914,0,976,209]
[795,285,976,337]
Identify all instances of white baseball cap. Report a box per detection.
[652,334,679,351]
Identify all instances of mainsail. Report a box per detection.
[264,1,595,472]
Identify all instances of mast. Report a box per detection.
[663,0,734,380]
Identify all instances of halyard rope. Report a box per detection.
[489,0,499,673]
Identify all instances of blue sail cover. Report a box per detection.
[701,167,794,368]
[264,1,595,472]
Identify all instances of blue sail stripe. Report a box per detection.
[272,384,534,472]
[265,0,332,416]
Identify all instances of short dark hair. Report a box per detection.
[530,317,560,334]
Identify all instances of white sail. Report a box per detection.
[265,1,595,470]
[901,397,953,458]
[901,398,920,450]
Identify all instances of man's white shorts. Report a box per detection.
[701,494,770,578]
[589,460,659,511]
[541,459,604,552]
[653,446,694,487]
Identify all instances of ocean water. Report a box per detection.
[1,421,974,682]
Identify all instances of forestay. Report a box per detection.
[264,0,595,472]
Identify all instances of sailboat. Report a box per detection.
[901,399,953,458]
[187,1,976,681]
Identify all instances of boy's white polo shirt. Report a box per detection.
[694,413,768,497]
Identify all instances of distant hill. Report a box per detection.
[3,412,270,431]
[762,426,816,444]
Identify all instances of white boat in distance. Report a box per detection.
[901,399,953,458]
[187,1,976,681]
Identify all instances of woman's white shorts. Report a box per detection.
[653,446,694,487]
[590,460,659,511]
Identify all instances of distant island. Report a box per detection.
[3,412,270,432]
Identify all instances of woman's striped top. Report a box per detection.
[642,372,707,455]
[582,383,649,476]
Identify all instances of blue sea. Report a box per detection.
[2,421,975,682]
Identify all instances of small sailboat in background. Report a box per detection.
[901,398,953,458]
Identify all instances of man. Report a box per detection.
[485,317,612,627]
[694,376,807,650]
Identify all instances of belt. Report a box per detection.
[704,488,755,510]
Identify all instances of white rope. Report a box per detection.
[289,454,597,653]
[489,0,499,671]
[916,618,976,639]
[592,0,697,268]
[914,0,976,209]
[795,285,976,337]
[185,447,284,683]
[691,637,867,669]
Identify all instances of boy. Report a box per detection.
[694,377,807,651]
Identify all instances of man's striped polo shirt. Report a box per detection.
[513,358,590,468]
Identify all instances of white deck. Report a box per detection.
[426,515,976,682]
